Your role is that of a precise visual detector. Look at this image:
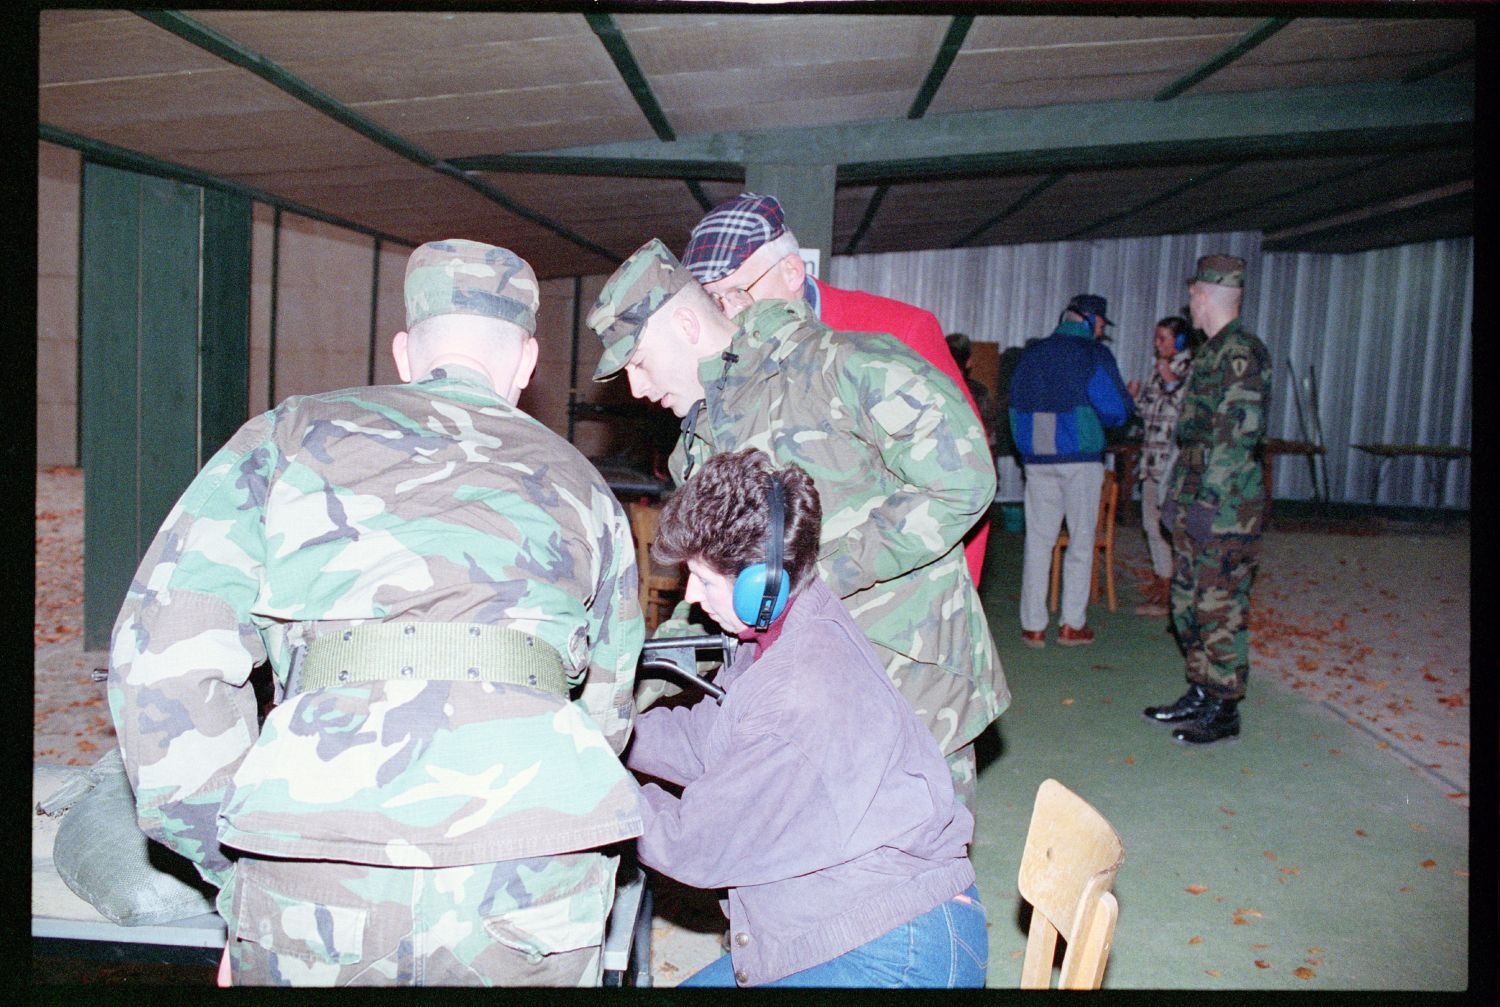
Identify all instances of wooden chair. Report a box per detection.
[625,500,683,633]
[1048,470,1119,612]
[1018,778,1125,990]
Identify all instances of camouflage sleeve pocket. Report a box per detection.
[482,876,610,963]
[231,862,367,971]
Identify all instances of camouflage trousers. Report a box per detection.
[220,850,616,986]
[1169,530,1261,699]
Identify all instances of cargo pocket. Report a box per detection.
[482,869,610,966]
[231,862,367,976]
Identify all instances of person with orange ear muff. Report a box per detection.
[625,449,986,989]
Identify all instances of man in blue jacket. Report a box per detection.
[1009,294,1133,647]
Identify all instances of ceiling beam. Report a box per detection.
[1180,152,1404,232]
[452,80,1470,186]
[1153,18,1292,102]
[1063,164,1237,240]
[847,14,973,255]
[951,173,1064,248]
[584,12,715,213]
[134,9,623,265]
[1260,179,1470,247]
[1263,179,1473,245]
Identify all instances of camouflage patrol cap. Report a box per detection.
[1190,254,1246,288]
[404,239,540,333]
[587,238,696,381]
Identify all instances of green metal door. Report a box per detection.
[80,163,250,649]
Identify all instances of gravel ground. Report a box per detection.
[33,467,1470,983]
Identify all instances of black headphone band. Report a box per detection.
[757,475,785,630]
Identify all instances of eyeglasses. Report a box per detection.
[709,259,781,316]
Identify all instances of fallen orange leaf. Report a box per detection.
[1255,960,1270,969]
[1062,697,1075,705]
[1280,868,1301,876]
[1421,860,1437,869]
[1188,936,1203,945]
[1186,884,1209,895]
[1220,806,1236,816]
[1355,830,1368,837]
[1295,967,1315,980]
[1124,755,1136,765]
[1205,969,1221,978]
[1263,851,1277,861]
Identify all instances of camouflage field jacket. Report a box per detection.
[667,299,1008,754]
[1169,318,1273,537]
[108,367,645,888]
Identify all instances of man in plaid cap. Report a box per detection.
[588,238,1007,808]
[110,238,644,986]
[1008,293,1134,650]
[680,192,993,587]
[1143,254,1271,746]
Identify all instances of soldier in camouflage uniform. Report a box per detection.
[1142,254,1272,746]
[586,239,1007,807]
[107,239,645,986]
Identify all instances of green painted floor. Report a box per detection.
[969,526,1470,992]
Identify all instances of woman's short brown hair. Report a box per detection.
[652,448,822,594]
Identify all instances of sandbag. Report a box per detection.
[45,747,218,926]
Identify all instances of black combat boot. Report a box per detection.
[1141,683,1211,724]
[1172,698,1240,746]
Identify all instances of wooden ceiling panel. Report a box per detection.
[186,11,588,67]
[1242,148,1473,233]
[1186,18,1475,96]
[39,9,225,85]
[936,17,1260,113]
[840,175,1063,252]
[617,13,946,77]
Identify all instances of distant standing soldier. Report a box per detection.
[1142,254,1271,746]
[108,239,645,986]
[1126,316,1193,616]
[587,239,1006,808]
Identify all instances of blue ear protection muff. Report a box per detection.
[1173,328,1188,353]
[731,475,789,630]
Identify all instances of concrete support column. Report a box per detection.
[744,161,836,277]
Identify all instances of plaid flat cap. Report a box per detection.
[404,239,539,333]
[681,192,786,284]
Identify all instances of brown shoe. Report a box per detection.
[1057,624,1095,646]
[1021,630,1046,649]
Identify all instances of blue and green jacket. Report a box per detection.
[1008,320,1134,465]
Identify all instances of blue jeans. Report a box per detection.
[678,884,987,988]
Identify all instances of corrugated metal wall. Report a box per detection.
[830,233,1472,508]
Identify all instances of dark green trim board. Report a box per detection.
[474,81,1469,185]
[268,208,282,411]
[585,14,675,142]
[369,238,383,387]
[199,187,252,465]
[1401,46,1474,84]
[1063,163,1237,240]
[80,165,206,649]
[951,173,1065,248]
[81,162,143,650]
[1153,18,1293,102]
[1181,152,1404,232]
[568,275,583,445]
[41,123,417,249]
[847,15,971,256]
[844,186,888,256]
[907,16,973,119]
[134,10,620,266]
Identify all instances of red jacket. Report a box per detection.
[812,278,991,585]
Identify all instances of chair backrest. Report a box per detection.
[1017,778,1125,990]
[625,500,658,575]
[1096,471,1119,543]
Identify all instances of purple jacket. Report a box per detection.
[627,578,975,985]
